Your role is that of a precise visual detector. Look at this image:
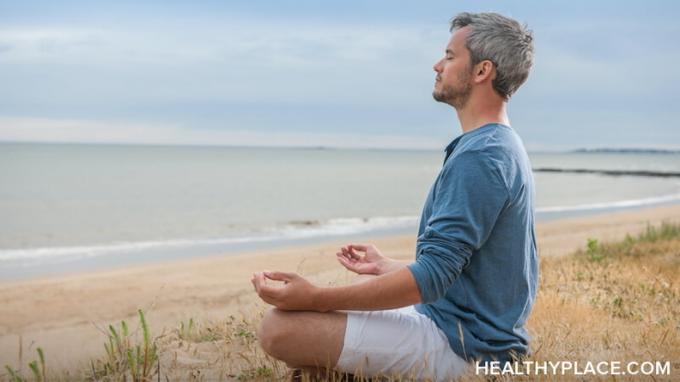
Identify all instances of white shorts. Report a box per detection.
[336,305,470,381]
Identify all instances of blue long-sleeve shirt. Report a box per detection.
[407,123,539,363]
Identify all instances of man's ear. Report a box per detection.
[473,60,495,83]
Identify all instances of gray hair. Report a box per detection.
[450,12,534,99]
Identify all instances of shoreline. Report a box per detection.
[1,204,679,372]
[3,200,680,282]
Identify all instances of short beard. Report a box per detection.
[432,68,473,109]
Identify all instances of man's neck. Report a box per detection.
[455,96,510,134]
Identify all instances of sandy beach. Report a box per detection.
[1,204,679,373]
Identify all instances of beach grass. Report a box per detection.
[87,309,159,382]
[2,222,679,381]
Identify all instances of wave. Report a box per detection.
[278,216,418,238]
[536,193,680,213]
[0,215,419,263]
[3,191,680,266]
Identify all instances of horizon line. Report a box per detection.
[2,139,679,154]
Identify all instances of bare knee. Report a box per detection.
[257,308,292,360]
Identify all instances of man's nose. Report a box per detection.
[433,58,443,73]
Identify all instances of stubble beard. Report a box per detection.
[432,69,473,110]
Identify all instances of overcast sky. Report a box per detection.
[1,0,679,150]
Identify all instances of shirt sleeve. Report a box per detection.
[408,150,509,303]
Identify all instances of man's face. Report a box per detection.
[432,27,473,109]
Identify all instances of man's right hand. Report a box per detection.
[335,243,406,276]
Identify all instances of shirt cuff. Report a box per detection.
[407,260,437,303]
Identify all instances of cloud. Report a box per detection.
[0,21,441,66]
[0,116,443,149]
[0,27,104,60]
[0,20,443,107]
[1,8,678,150]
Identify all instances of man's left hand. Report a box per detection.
[251,271,323,311]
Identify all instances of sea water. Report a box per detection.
[1,142,679,279]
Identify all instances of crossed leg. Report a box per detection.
[257,274,377,371]
[257,308,347,370]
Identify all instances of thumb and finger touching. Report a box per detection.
[349,243,368,251]
[337,254,361,273]
[264,271,295,282]
[251,272,269,295]
[252,271,295,301]
[348,244,368,257]
[341,246,361,260]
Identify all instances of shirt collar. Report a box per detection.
[443,136,463,164]
[443,123,509,163]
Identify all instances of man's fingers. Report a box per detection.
[348,243,369,256]
[336,255,360,273]
[258,284,282,306]
[336,252,357,266]
[252,272,267,295]
[258,283,279,298]
[337,254,351,267]
[264,270,296,282]
[339,248,358,262]
[345,245,363,259]
[251,271,283,305]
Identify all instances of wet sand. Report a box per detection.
[1,204,679,372]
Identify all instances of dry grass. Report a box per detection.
[2,223,679,381]
[502,222,680,381]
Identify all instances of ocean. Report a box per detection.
[1,142,679,279]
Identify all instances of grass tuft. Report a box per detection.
[3,221,679,381]
[89,309,159,381]
[3,347,46,382]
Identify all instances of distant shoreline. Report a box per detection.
[570,148,680,154]
[0,140,440,153]
[2,140,680,154]
[533,167,680,178]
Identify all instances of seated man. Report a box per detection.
[251,11,537,381]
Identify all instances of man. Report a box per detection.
[251,12,537,381]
